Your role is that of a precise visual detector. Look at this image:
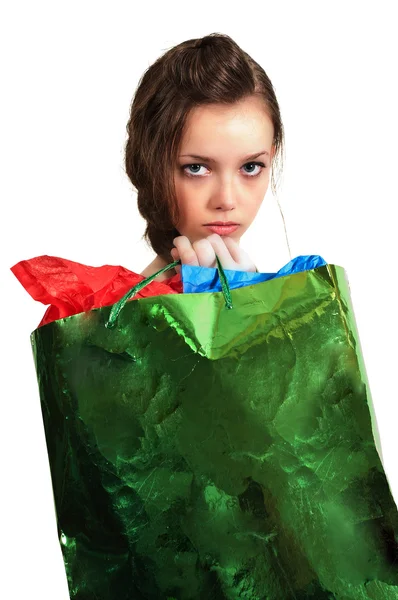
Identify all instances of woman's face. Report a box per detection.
[173,95,275,245]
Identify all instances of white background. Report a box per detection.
[1,1,397,597]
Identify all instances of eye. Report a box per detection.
[181,161,267,178]
[242,161,266,177]
[182,164,208,177]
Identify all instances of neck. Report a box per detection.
[140,255,177,281]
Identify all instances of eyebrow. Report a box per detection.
[179,150,269,162]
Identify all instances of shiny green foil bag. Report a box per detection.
[30,258,398,599]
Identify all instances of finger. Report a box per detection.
[203,233,237,270]
[172,236,199,267]
[191,238,217,268]
[222,237,257,271]
[221,236,250,263]
[170,247,179,262]
[170,248,181,274]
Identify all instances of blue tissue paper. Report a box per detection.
[181,255,327,294]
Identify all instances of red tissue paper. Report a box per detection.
[10,255,182,328]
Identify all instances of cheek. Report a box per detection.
[247,192,264,213]
[175,185,202,220]
[174,176,191,209]
[241,198,264,226]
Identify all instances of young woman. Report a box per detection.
[11,33,285,323]
[12,32,398,600]
[124,32,284,283]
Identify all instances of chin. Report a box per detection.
[230,230,243,243]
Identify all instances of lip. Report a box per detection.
[204,222,239,226]
[204,224,239,236]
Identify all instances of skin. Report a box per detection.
[140,94,275,280]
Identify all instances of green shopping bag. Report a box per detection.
[30,256,398,599]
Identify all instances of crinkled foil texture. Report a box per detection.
[31,264,398,599]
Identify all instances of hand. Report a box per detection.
[170,233,257,275]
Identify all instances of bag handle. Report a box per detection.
[105,255,233,329]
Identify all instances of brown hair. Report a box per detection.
[124,32,285,265]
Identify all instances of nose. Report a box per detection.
[210,177,237,211]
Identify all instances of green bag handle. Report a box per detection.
[105,255,233,329]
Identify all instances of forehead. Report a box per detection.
[180,96,274,150]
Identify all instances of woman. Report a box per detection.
[11,32,398,600]
[11,33,285,324]
[124,32,284,283]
